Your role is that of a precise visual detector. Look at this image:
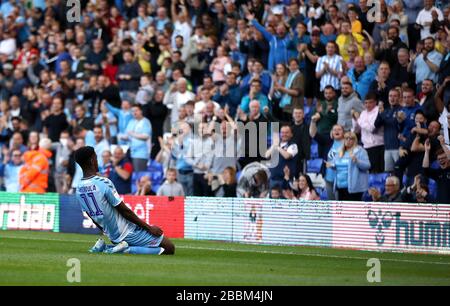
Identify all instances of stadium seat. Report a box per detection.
[310,140,319,159]
[428,179,437,200]
[307,158,323,174]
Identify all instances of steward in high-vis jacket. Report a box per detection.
[19,138,53,193]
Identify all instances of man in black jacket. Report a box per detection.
[423,137,450,204]
[291,107,310,176]
[375,26,408,68]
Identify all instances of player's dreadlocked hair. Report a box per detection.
[74,146,96,170]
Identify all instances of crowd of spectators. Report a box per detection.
[0,0,449,203]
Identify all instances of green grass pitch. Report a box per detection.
[1,230,450,285]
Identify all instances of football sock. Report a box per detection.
[125,246,163,255]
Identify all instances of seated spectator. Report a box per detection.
[327,131,371,201]
[296,173,320,201]
[109,146,133,195]
[136,175,156,196]
[270,185,283,199]
[400,174,434,203]
[157,168,185,197]
[368,176,404,202]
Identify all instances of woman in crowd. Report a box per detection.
[296,173,320,200]
[327,131,371,201]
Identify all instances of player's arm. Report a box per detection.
[115,202,163,237]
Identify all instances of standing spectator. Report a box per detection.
[369,61,396,105]
[43,96,69,142]
[171,121,194,196]
[337,81,364,131]
[2,148,22,192]
[423,138,450,203]
[266,125,298,188]
[93,125,110,168]
[95,101,118,144]
[299,28,326,105]
[135,175,156,196]
[309,86,338,160]
[213,72,242,118]
[418,79,440,122]
[246,12,294,72]
[157,168,185,196]
[353,93,385,173]
[109,146,133,195]
[209,46,231,85]
[416,0,444,40]
[240,79,270,115]
[391,48,416,89]
[269,63,288,120]
[315,41,344,94]
[124,104,152,172]
[19,138,52,193]
[99,150,113,178]
[164,77,196,126]
[375,88,402,172]
[336,20,364,62]
[323,124,345,200]
[188,122,214,196]
[375,26,408,68]
[412,36,443,88]
[347,56,377,101]
[143,89,168,160]
[117,50,144,100]
[237,100,270,168]
[327,131,371,201]
[277,58,304,119]
[52,130,72,194]
[106,100,134,145]
[291,108,311,176]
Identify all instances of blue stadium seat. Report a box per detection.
[310,140,319,159]
[428,178,437,200]
[307,158,323,174]
[316,187,328,200]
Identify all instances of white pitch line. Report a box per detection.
[2,234,450,266]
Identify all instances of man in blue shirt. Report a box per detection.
[123,104,152,172]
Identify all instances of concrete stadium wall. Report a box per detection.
[1,192,449,255]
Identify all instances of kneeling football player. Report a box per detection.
[74,146,175,255]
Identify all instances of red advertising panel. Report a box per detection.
[122,196,184,238]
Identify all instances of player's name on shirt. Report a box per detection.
[78,185,98,193]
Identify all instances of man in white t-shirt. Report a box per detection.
[416,0,444,39]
